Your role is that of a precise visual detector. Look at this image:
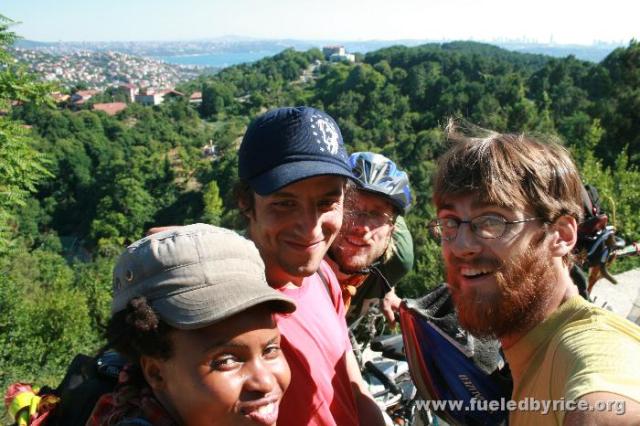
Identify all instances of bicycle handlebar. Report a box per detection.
[614,242,640,258]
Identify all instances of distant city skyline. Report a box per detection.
[3,0,638,45]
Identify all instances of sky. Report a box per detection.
[3,0,638,45]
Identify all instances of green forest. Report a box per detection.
[2,11,640,394]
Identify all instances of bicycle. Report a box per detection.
[350,305,434,425]
[574,220,639,297]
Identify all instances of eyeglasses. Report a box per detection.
[345,210,395,228]
[428,215,540,241]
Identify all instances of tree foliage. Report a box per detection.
[3,25,640,392]
[0,15,53,251]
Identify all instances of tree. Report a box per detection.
[201,180,224,225]
[3,35,640,390]
[0,15,53,251]
[200,80,236,117]
[1,245,96,389]
[90,174,157,248]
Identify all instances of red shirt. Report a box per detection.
[275,261,359,426]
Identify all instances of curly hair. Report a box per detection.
[105,296,174,363]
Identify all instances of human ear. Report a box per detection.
[548,215,578,258]
[238,199,251,218]
[238,193,258,221]
[140,355,166,391]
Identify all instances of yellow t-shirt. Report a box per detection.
[504,296,640,425]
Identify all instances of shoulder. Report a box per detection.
[378,216,414,283]
[317,260,340,290]
[391,216,413,257]
[554,297,640,357]
[551,299,640,403]
[557,298,640,344]
[316,260,346,313]
[393,215,411,237]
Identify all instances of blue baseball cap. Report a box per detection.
[238,106,353,195]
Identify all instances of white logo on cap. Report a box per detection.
[310,113,340,155]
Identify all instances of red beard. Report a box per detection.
[447,242,556,339]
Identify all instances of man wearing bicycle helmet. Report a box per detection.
[431,123,640,424]
[327,152,414,326]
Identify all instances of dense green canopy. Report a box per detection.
[2,15,639,393]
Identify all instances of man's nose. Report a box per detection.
[297,204,323,236]
[448,222,482,258]
[347,215,372,235]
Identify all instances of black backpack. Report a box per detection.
[47,351,126,426]
[576,185,606,246]
[582,184,602,218]
[572,184,628,297]
[575,184,616,261]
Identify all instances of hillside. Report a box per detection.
[2,36,640,391]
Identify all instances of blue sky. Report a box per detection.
[3,0,639,44]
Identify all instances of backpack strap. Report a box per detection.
[317,267,333,303]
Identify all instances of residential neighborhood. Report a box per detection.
[60,84,202,115]
[9,47,208,116]
[11,47,204,90]
[12,43,354,119]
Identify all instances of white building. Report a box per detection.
[329,52,356,63]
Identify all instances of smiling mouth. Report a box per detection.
[286,240,323,249]
[460,267,494,279]
[240,401,276,415]
[240,399,279,425]
[344,236,370,248]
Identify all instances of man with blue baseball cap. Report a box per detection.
[236,106,384,426]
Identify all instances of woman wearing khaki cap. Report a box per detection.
[86,224,297,426]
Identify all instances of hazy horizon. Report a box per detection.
[15,36,630,48]
[4,0,638,45]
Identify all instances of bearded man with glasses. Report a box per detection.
[327,152,414,327]
[430,123,640,425]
